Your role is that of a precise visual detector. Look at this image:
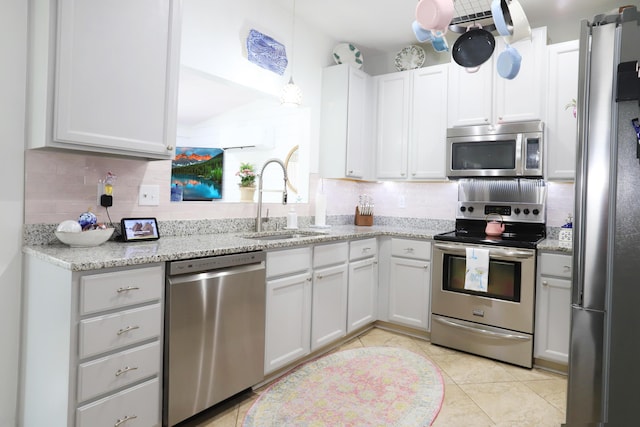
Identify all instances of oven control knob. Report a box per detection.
[523,208,530,215]
[460,206,466,212]
[514,208,521,214]
[532,209,540,215]
[468,206,474,213]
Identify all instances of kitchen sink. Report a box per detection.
[242,230,328,240]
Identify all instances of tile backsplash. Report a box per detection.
[24,150,574,227]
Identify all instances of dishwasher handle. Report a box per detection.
[167,251,266,276]
[167,260,265,286]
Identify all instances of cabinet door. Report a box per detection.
[534,275,571,364]
[311,264,348,351]
[447,62,493,127]
[319,65,371,179]
[347,258,378,332]
[345,67,369,178]
[546,40,579,180]
[264,272,312,374]
[375,72,411,179]
[494,27,547,124]
[388,257,431,330]
[54,0,180,158]
[410,65,448,179]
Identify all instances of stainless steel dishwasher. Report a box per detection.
[164,251,266,426]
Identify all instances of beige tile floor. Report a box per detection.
[181,327,567,427]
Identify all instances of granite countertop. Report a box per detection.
[23,225,446,272]
[537,238,573,254]
[24,223,573,272]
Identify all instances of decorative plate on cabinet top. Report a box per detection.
[246,29,288,75]
[332,43,363,69]
[395,45,426,71]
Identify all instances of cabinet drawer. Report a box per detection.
[267,247,312,278]
[77,341,161,403]
[391,238,431,260]
[80,265,163,315]
[540,253,573,278]
[79,304,162,359]
[313,241,348,268]
[76,377,160,427]
[349,238,377,261]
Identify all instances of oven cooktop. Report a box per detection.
[434,219,546,249]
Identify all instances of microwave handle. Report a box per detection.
[516,133,524,175]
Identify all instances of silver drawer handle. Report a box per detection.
[115,366,139,377]
[114,415,137,427]
[116,325,140,336]
[404,247,414,253]
[116,286,140,293]
[362,247,371,252]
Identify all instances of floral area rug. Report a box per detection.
[243,346,444,426]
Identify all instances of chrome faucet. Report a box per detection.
[255,158,288,232]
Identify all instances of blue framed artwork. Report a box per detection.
[171,147,224,201]
[246,29,288,75]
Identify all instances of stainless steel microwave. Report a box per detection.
[446,121,544,178]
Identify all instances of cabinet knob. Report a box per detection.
[114,415,138,427]
[348,170,354,174]
[317,274,324,279]
[401,173,406,176]
[411,172,416,176]
[424,265,429,270]
[542,280,549,286]
[166,145,174,151]
[563,265,571,272]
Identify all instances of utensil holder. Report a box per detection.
[354,207,373,226]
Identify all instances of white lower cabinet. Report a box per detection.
[348,238,378,332]
[21,257,164,427]
[76,378,160,427]
[311,242,349,351]
[388,238,432,331]
[264,239,379,373]
[264,247,313,374]
[535,252,573,365]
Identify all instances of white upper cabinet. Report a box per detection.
[448,27,547,127]
[320,64,373,179]
[375,64,448,180]
[27,0,181,159]
[545,40,579,180]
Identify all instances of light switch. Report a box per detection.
[139,185,160,206]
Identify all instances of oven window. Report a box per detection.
[451,140,517,170]
[443,254,521,302]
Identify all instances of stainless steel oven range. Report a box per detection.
[431,179,546,368]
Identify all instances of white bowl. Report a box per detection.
[56,220,82,233]
[55,228,115,247]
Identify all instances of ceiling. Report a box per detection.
[279,0,631,54]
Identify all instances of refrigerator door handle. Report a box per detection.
[572,19,592,308]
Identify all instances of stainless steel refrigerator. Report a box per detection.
[566,6,640,426]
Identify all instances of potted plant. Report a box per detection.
[236,162,257,201]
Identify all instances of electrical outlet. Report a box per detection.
[398,194,406,208]
[139,185,160,206]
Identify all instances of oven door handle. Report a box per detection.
[433,242,534,260]
[433,316,530,341]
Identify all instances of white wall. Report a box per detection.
[180,0,337,174]
[0,1,26,425]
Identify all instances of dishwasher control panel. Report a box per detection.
[167,251,266,275]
